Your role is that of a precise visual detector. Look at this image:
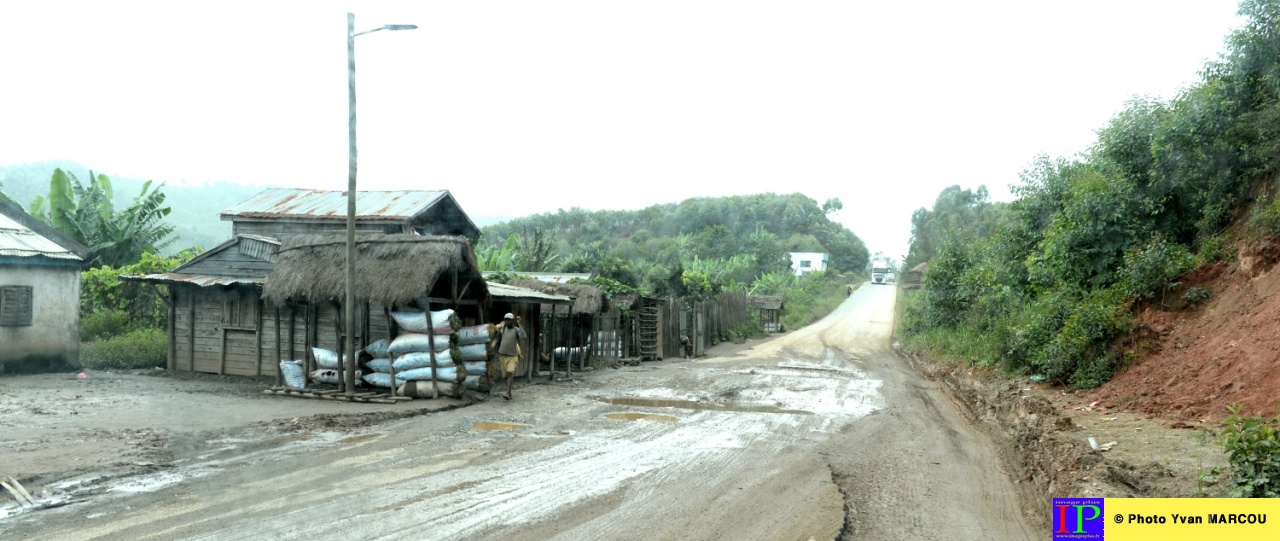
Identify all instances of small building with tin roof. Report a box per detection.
[0,200,92,372]
[221,188,480,242]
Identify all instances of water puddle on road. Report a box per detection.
[590,396,812,415]
[339,434,382,444]
[471,421,530,431]
[604,412,678,423]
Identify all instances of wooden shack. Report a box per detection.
[485,282,572,382]
[507,278,611,375]
[748,295,784,333]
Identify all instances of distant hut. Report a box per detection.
[506,278,613,374]
[903,262,928,290]
[484,282,572,381]
[748,295,785,333]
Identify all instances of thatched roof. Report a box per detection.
[508,279,605,314]
[262,234,485,306]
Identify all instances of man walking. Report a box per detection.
[493,313,526,400]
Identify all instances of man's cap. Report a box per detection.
[504,313,515,319]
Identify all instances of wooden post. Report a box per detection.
[362,301,371,351]
[424,301,439,399]
[288,305,296,364]
[218,328,228,375]
[255,297,264,376]
[386,305,397,397]
[548,304,557,380]
[567,310,574,380]
[303,303,312,375]
[188,289,196,373]
[333,301,345,393]
[274,306,282,386]
[167,289,176,371]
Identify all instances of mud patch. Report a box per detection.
[604,412,678,423]
[471,421,529,431]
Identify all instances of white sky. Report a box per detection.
[0,1,1245,261]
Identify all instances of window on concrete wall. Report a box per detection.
[799,261,811,268]
[0,285,33,326]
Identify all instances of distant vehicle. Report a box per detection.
[886,272,896,284]
[871,259,892,285]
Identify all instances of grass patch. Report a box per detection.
[80,327,167,369]
[780,273,856,330]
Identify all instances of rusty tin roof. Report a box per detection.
[220,188,450,222]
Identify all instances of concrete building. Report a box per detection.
[0,200,92,372]
[788,252,828,276]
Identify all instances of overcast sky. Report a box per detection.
[0,1,1245,260]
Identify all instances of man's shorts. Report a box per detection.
[499,354,519,376]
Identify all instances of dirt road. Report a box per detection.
[1,284,1032,540]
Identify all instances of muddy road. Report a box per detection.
[2,284,1032,540]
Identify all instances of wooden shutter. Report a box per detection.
[0,285,33,326]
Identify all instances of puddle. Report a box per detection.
[591,396,812,415]
[339,434,382,444]
[470,421,529,431]
[605,412,678,423]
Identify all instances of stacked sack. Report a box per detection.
[361,309,479,398]
[453,323,496,393]
[308,346,363,386]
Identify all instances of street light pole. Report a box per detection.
[346,13,416,396]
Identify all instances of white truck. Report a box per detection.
[871,260,892,285]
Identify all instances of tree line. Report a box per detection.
[478,192,869,298]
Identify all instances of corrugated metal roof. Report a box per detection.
[119,273,266,287]
[220,188,448,221]
[0,213,84,261]
[481,271,593,284]
[486,282,572,304]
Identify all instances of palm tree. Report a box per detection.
[28,169,175,267]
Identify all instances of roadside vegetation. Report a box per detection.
[902,0,1280,388]
[900,0,1280,496]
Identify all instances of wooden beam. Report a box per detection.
[424,297,479,306]
[275,306,282,386]
[167,289,176,371]
[188,289,196,373]
[255,296,264,376]
[218,327,228,375]
[424,300,439,400]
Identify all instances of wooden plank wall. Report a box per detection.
[172,286,393,378]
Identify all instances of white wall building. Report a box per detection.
[789,252,828,276]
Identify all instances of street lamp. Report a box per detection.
[346,13,416,395]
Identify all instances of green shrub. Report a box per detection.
[1216,405,1280,498]
[1116,236,1194,307]
[81,309,134,341]
[80,327,168,369]
[1182,286,1212,310]
[1250,194,1280,237]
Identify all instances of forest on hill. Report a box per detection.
[479,192,869,298]
[901,0,1280,389]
